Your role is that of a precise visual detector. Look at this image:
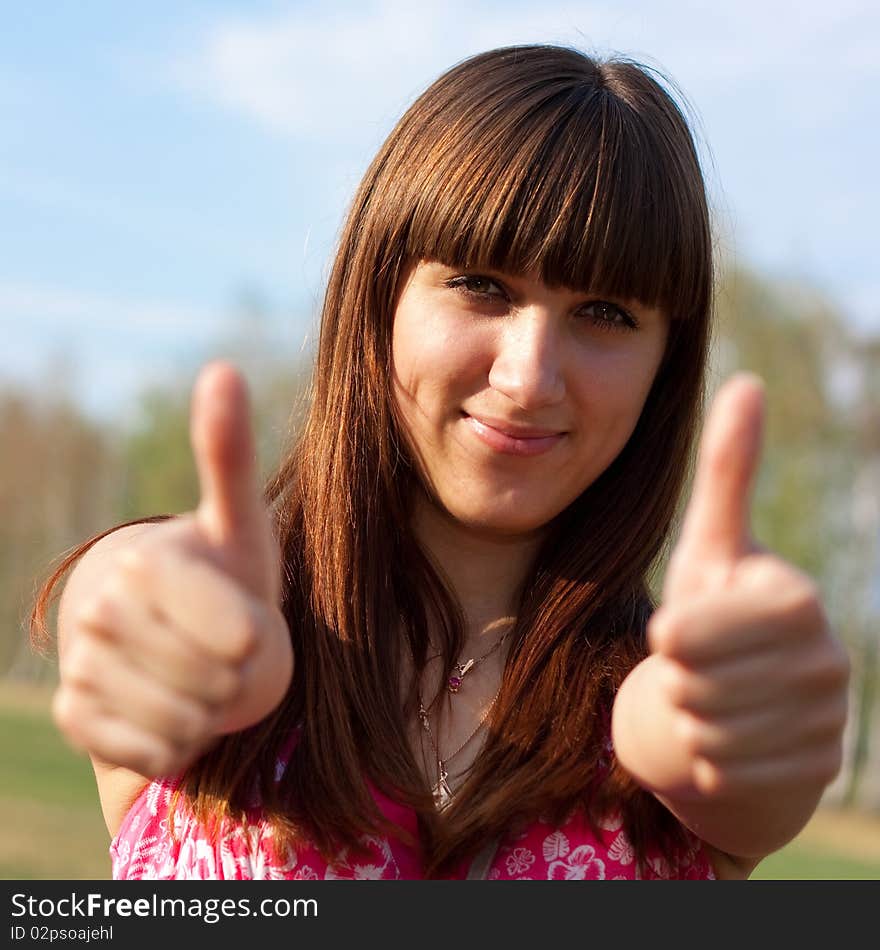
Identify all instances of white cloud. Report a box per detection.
[164,0,880,141]
[164,1,623,141]
[0,282,221,336]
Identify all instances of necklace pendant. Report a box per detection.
[432,767,453,810]
[448,658,475,693]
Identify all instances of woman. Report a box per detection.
[31,44,849,880]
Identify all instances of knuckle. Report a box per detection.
[173,708,212,747]
[749,560,822,619]
[649,608,684,656]
[224,609,261,662]
[811,748,843,785]
[797,650,852,697]
[661,661,691,709]
[755,553,796,585]
[692,757,728,798]
[674,711,705,758]
[51,687,81,736]
[61,639,96,689]
[209,665,242,705]
[116,547,153,584]
[76,590,118,632]
[779,574,824,626]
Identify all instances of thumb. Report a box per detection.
[676,372,765,565]
[190,361,275,592]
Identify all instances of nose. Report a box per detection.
[487,308,566,411]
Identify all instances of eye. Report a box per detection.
[580,300,639,332]
[444,274,507,300]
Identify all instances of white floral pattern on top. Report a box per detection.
[110,738,715,881]
[547,844,606,880]
[504,847,536,876]
[324,836,398,880]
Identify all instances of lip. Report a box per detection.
[462,412,566,457]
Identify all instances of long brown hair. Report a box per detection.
[31,45,712,877]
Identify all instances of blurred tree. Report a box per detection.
[712,268,851,583]
[838,335,880,808]
[117,383,199,522]
[651,268,849,593]
[0,386,118,679]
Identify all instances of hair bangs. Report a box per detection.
[398,66,709,322]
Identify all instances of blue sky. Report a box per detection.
[2,1,878,423]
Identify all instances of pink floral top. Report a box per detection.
[110,738,715,880]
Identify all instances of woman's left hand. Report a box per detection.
[615,374,850,815]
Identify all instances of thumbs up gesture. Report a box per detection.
[54,362,293,779]
[612,375,849,850]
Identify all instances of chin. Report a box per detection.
[440,500,559,540]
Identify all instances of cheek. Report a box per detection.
[392,323,484,419]
[570,346,665,453]
[577,348,659,411]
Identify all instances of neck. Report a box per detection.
[411,491,545,641]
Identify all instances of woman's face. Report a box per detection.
[391,260,669,538]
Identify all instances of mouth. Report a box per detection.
[461,411,566,457]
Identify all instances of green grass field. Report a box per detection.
[2,684,879,880]
[0,687,110,879]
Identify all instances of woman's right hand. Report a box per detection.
[52,361,293,779]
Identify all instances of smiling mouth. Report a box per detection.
[461,412,566,457]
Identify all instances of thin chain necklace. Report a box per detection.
[415,620,512,808]
[418,685,501,810]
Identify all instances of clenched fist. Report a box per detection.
[612,374,849,853]
[53,362,293,779]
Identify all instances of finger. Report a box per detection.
[54,688,181,778]
[648,581,824,664]
[691,745,843,798]
[675,698,847,761]
[107,546,270,664]
[658,651,797,715]
[677,373,765,563]
[78,590,242,707]
[190,361,267,559]
[62,636,216,747]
